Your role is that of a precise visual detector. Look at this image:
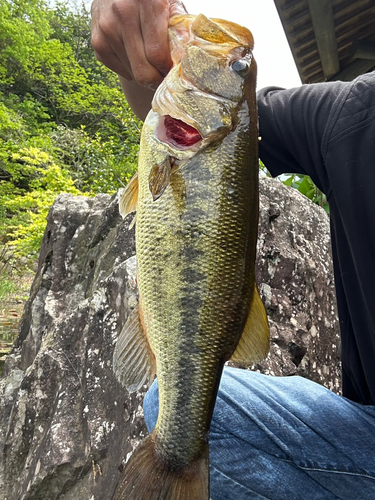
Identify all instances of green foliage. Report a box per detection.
[259,159,271,177]
[283,174,329,214]
[50,121,140,194]
[0,273,15,301]
[0,0,141,260]
[0,144,81,256]
[260,159,329,214]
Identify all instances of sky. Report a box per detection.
[183,0,301,90]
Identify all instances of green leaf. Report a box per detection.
[283,175,294,187]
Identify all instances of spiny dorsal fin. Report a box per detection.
[119,172,138,218]
[113,303,156,392]
[149,156,172,201]
[231,284,270,366]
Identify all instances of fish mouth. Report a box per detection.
[152,65,235,149]
[156,115,203,151]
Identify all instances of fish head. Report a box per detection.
[171,14,255,101]
[151,14,256,156]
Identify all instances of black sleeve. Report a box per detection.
[257,81,350,195]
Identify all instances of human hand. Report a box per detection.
[91,0,187,89]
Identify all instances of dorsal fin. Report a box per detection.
[231,284,270,366]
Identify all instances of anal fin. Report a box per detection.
[231,284,270,367]
[113,303,156,392]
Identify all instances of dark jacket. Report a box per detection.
[258,72,375,405]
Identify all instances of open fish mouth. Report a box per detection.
[156,115,203,151]
[152,66,235,150]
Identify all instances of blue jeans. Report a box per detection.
[143,367,375,500]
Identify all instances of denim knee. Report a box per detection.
[143,378,159,432]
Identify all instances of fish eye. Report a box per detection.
[231,59,251,77]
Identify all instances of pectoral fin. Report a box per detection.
[231,284,270,366]
[113,303,156,392]
[149,157,172,201]
[119,172,138,218]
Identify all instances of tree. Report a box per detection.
[0,0,141,261]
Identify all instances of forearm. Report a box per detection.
[119,76,155,121]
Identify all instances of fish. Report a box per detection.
[113,13,269,500]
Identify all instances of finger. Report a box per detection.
[91,3,134,80]
[139,0,173,76]
[106,36,134,80]
[91,33,133,80]
[117,1,164,88]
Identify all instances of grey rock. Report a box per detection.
[254,178,340,393]
[0,177,340,499]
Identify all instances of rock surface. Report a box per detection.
[255,179,340,391]
[0,177,340,500]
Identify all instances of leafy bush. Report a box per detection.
[50,122,140,194]
[283,174,329,214]
[0,144,81,256]
[0,0,141,260]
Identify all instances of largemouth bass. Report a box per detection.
[113,14,269,500]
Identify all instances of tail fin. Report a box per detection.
[113,433,209,500]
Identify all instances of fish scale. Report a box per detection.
[113,14,269,500]
[137,126,255,460]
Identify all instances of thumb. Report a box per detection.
[169,0,188,16]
